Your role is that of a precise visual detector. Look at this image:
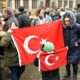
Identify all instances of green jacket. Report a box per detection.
[0,32,19,67]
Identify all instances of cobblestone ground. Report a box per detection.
[2,64,80,80]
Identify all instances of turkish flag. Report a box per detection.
[40,47,68,71]
[12,20,64,66]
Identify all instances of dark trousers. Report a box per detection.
[17,65,25,79]
[0,67,2,80]
[66,63,78,76]
[9,65,25,80]
[42,69,60,80]
[9,66,18,80]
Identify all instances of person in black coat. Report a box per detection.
[17,7,31,80]
[17,7,30,28]
[62,13,80,80]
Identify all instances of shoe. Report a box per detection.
[73,75,77,80]
[63,75,71,80]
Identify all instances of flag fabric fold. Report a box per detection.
[12,20,65,66]
[39,47,68,71]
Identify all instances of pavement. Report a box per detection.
[1,63,80,80]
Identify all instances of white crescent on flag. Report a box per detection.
[23,35,40,54]
[45,54,55,66]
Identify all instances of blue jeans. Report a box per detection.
[9,66,18,80]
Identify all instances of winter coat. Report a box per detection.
[17,11,30,28]
[64,10,76,22]
[4,15,19,27]
[0,32,19,67]
[44,14,52,23]
[51,14,61,21]
[76,12,80,24]
[63,23,80,64]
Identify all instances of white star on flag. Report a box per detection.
[55,56,59,61]
[40,38,47,44]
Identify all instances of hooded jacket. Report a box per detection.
[62,13,80,64]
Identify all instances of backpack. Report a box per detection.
[31,18,39,26]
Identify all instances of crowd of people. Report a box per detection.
[0,6,80,80]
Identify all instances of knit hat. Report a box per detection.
[41,42,54,52]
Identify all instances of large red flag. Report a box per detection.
[12,20,64,66]
[39,47,68,71]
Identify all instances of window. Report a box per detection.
[46,0,50,7]
[32,0,37,9]
[40,1,43,8]
[64,0,73,1]
[52,2,55,8]
[64,0,73,8]
[69,1,73,8]
[15,0,20,9]
[7,0,11,7]
[64,1,67,7]
[23,0,29,9]
[58,0,62,8]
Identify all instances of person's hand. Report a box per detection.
[0,31,6,37]
[37,51,42,58]
[7,29,12,33]
[75,42,79,47]
[7,22,18,33]
[11,23,18,29]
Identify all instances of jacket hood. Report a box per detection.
[62,13,76,28]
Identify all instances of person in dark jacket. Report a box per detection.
[0,26,19,80]
[34,42,60,80]
[62,13,80,80]
[3,7,19,27]
[76,8,80,24]
[50,12,61,21]
[17,7,31,80]
[17,6,30,28]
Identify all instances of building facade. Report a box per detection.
[2,0,78,10]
